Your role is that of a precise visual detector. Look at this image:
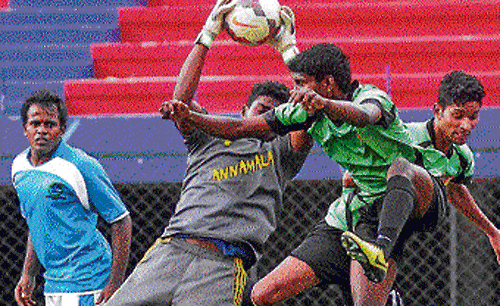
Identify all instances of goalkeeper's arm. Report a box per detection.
[170,100,313,139]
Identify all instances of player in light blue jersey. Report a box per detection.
[13,90,132,306]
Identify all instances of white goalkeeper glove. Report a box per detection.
[268,5,299,63]
[195,0,237,49]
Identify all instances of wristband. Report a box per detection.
[195,31,214,49]
[281,46,299,63]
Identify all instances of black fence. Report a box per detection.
[2,178,500,305]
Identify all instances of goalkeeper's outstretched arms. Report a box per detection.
[162,99,276,140]
[170,0,237,113]
[163,99,313,153]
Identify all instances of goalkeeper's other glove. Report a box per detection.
[268,5,299,63]
[195,0,237,49]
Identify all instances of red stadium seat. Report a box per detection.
[91,41,288,78]
[64,0,500,114]
[118,2,500,43]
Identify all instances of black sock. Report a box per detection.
[241,276,257,306]
[376,175,415,257]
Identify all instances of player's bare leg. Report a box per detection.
[251,256,320,305]
[350,258,397,306]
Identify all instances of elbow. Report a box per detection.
[354,112,377,127]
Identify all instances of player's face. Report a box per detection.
[292,73,325,95]
[24,104,65,164]
[434,101,481,146]
[291,73,341,99]
[245,95,281,117]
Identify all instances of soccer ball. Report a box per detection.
[225,0,281,46]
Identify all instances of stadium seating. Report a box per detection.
[118,2,500,42]
[74,0,500,114]
[0,5,124,115]
[2,0,499,115]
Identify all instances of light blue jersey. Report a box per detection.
[11,140,129,294]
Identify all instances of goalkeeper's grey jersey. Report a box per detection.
[162,127,308,256]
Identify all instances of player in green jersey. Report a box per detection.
[165,43,415,306]
[341,71,500,305]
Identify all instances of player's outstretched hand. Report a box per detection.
[290,87,325,115]
[14,277,37,306]
[488,230,500,266]
[196,0,238,49]
[268,5,299,63]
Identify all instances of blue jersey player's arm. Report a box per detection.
[15,233,42,306]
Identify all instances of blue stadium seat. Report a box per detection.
[1,80,65,116]
[0,43,92,64]
[0,7,119,26]
[0,25,120,44]
[0,44,94,83]
[9,0,146,8]
[0,7,121,44]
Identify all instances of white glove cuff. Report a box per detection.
[195,31,214,49]
[281,46,299,64]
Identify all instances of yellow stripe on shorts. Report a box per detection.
[139,237,172,264]
[233,258,248,306]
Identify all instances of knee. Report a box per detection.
[250,282,270,306]
[387,157,413,179]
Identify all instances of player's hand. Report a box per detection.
[160,100,190,121]
[96,279,121,304]
[488,229,500,266]
[290,87,325,115]
[159,100,172,119]
[195,0,238,49]
[268,5,299,63]
[14,276,37,306]
[170,100,190,122]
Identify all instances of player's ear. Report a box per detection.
[325,76,346,100]
[433,103,443,117]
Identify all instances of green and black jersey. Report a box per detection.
[263,83,416,230]
[406,119,474,185]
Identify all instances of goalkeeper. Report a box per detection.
[105,1,310,306]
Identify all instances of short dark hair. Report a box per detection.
[21,89,68,128]
[438,71,485,108]
[246,81,291,107]
[287,43,352,95]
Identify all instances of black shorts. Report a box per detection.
[290,220,353,304]
[355,174,449,262]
